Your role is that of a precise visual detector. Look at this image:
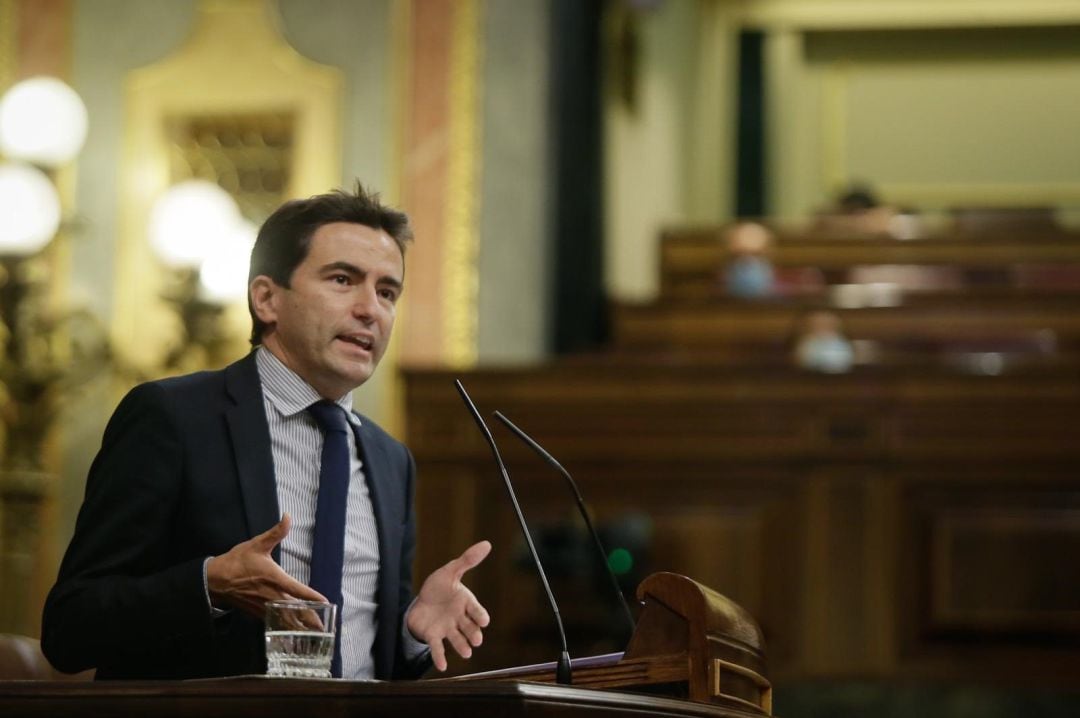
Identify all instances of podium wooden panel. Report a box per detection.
[443,573,771,715]
[0,574,770,718]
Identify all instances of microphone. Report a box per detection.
[454,380,572,685]
[493,411,637,639]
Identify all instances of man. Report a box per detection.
[42,184,489,680]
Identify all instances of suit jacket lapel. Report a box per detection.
[352,418,403,586]
[351,417,403,677]
[224,353,281,560]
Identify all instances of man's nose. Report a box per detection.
[351,285,378,321]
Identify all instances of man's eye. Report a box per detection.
[331,274,351,285]
[378,288,399,302]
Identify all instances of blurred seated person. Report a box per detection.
[792,310,855,374]
[719,221,777,299]
[847,264,964,292]
[718,221,824,298]
[813,184,920,238]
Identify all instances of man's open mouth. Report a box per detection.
[339,335,374,351]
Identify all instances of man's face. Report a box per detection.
[251,221,404,399]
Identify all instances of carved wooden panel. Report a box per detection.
[904,483,1080,639]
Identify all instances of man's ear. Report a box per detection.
[250,275,279,326]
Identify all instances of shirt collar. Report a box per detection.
[255,346,359,425]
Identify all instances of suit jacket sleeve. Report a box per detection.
[41,382,215,674]
[391,445,433,679]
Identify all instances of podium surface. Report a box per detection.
[0,677,760,718]
[1,574,770,718]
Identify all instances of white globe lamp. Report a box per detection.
[149,180,242,269]
[199,219,256,303]
[0,77,89,167]
[0,161,62,256]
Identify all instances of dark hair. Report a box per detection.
[837,184,880,213]
[247,182,413,345]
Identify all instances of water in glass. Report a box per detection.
[266,630,334,678]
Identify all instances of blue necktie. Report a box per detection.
[306,400,350,678]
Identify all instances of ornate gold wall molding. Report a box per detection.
[730,0,1080,30]
[688,1,737,223]
[820,62,849,197]
[376,0,413,436]
[0,0,14,89]
[442,0,482,369]
[398,0,484,369]
[879,182,1080,209]
[116,0,342,373]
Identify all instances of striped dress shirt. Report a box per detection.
[255,347,381,679]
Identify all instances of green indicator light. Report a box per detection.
[607,548,633,575]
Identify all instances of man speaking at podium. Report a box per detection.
[42,185,490,681]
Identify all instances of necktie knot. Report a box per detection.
[307,400,349,435]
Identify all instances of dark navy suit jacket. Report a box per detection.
[42,352,428,680]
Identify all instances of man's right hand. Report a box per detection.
[206,514,325,617]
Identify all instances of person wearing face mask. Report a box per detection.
[719,221,777,299]
[42,184,490,681]
[792,310,855,374]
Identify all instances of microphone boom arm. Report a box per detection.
[494,411,637,638]
[454,381,572,685]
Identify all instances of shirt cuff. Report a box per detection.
[202,556,229,618]
[401,597,430,660]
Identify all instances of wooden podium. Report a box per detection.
[0,574,769,718]
[445,572,771,715]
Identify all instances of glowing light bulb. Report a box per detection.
[0,77,88,167]
[149,180,241,268]
[199,220,256,303]
[0,162,62,256]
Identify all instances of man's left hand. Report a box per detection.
[406,540,492,672]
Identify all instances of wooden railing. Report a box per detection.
[660,227,1080,300]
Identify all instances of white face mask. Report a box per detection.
[796,334,854,374]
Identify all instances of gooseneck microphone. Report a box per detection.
[494,411,637,639]
[454,381,572,685]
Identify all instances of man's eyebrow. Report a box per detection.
[321,261,403,290]
[320,261,363,276]
[379,275,404,292]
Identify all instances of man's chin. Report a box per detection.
[335,358,378,388]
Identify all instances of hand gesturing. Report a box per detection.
[206,514,326,617]
[406,540,492,671]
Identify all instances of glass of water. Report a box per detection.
[265,600,337,678]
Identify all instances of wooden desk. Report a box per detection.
[0,574,770,718]
[660,229,1080,299]
[612,294,1080,350]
